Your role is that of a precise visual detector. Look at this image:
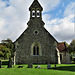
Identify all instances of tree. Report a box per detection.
[65,42,69,48]
[0,38,14,59]
[0,45,11,59]
[68,40,75,63]
[1,38,14,57]
[68,40,75,53]
[1,38,12,43]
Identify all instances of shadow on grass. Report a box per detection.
[54,66,75,72]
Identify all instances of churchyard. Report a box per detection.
[0,0,74,75]
[0,60,75,75]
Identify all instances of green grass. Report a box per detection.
[0,64,75,75]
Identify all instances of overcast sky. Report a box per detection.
[0,0,75,44]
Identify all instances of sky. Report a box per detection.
[0,0,75,44]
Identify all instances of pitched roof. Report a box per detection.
[57,42,67,51]
[29,0,43,11]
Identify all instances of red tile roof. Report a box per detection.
[57,42,67,51]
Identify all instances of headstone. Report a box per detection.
[54,64,56,69]
[27,63,33,68]
[17,66,24,68]
[0,60,1,68]
[7,58,12,68]
[35,65,41,68]
[47,64,51,69]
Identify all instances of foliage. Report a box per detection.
[1,38,12,43]
[67,40,75,62]
[69,40,75,53]
[0,51,4,57]
[5,43,14,57]
[0,45,11,59]
[67,40,75,53]
[65,42,69,48]
[0,38,14,59]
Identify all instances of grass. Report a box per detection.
[0,64,75,75]
[0,60,75,75]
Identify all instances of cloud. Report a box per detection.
[44,2,75,44]
[40,0,60,12]
[0,0,61,42]
[0,0,6,8]
[0,0,74,44]
[0,18,5,30]
[44,14,74,43]
[0,0,29,42]
[64,2,75,17]
[0,0,10,8]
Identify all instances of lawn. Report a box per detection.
[0,64,75,75]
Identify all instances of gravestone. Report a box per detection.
[0,60,1,68]
[7,58,12,68]
[27,63,33,68]
[54,64,56,69]
[17,66,24,68]
[47,64,51,69]
[35,65,41,68]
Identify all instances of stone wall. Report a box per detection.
[14,19,58,64]
[59,51,71,64]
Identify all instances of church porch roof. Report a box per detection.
[57,42,67,52]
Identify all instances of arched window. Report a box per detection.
[33,45,39,55]
[37,10,40,17]
[32,10,35,17]
[31,42,42,56]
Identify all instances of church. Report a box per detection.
[14,0,59,65]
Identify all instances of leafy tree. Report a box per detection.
[0,45,11,59]
[68,40,75,53]
[3,47,11,59]
[0,38,14,59]
[1,38,14,57]
[68,40,75,63]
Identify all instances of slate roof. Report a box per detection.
[57,42,67,52]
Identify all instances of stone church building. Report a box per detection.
[14,0,70,65]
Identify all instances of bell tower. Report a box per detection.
[29,0,43,19]
[27,0,45,27]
